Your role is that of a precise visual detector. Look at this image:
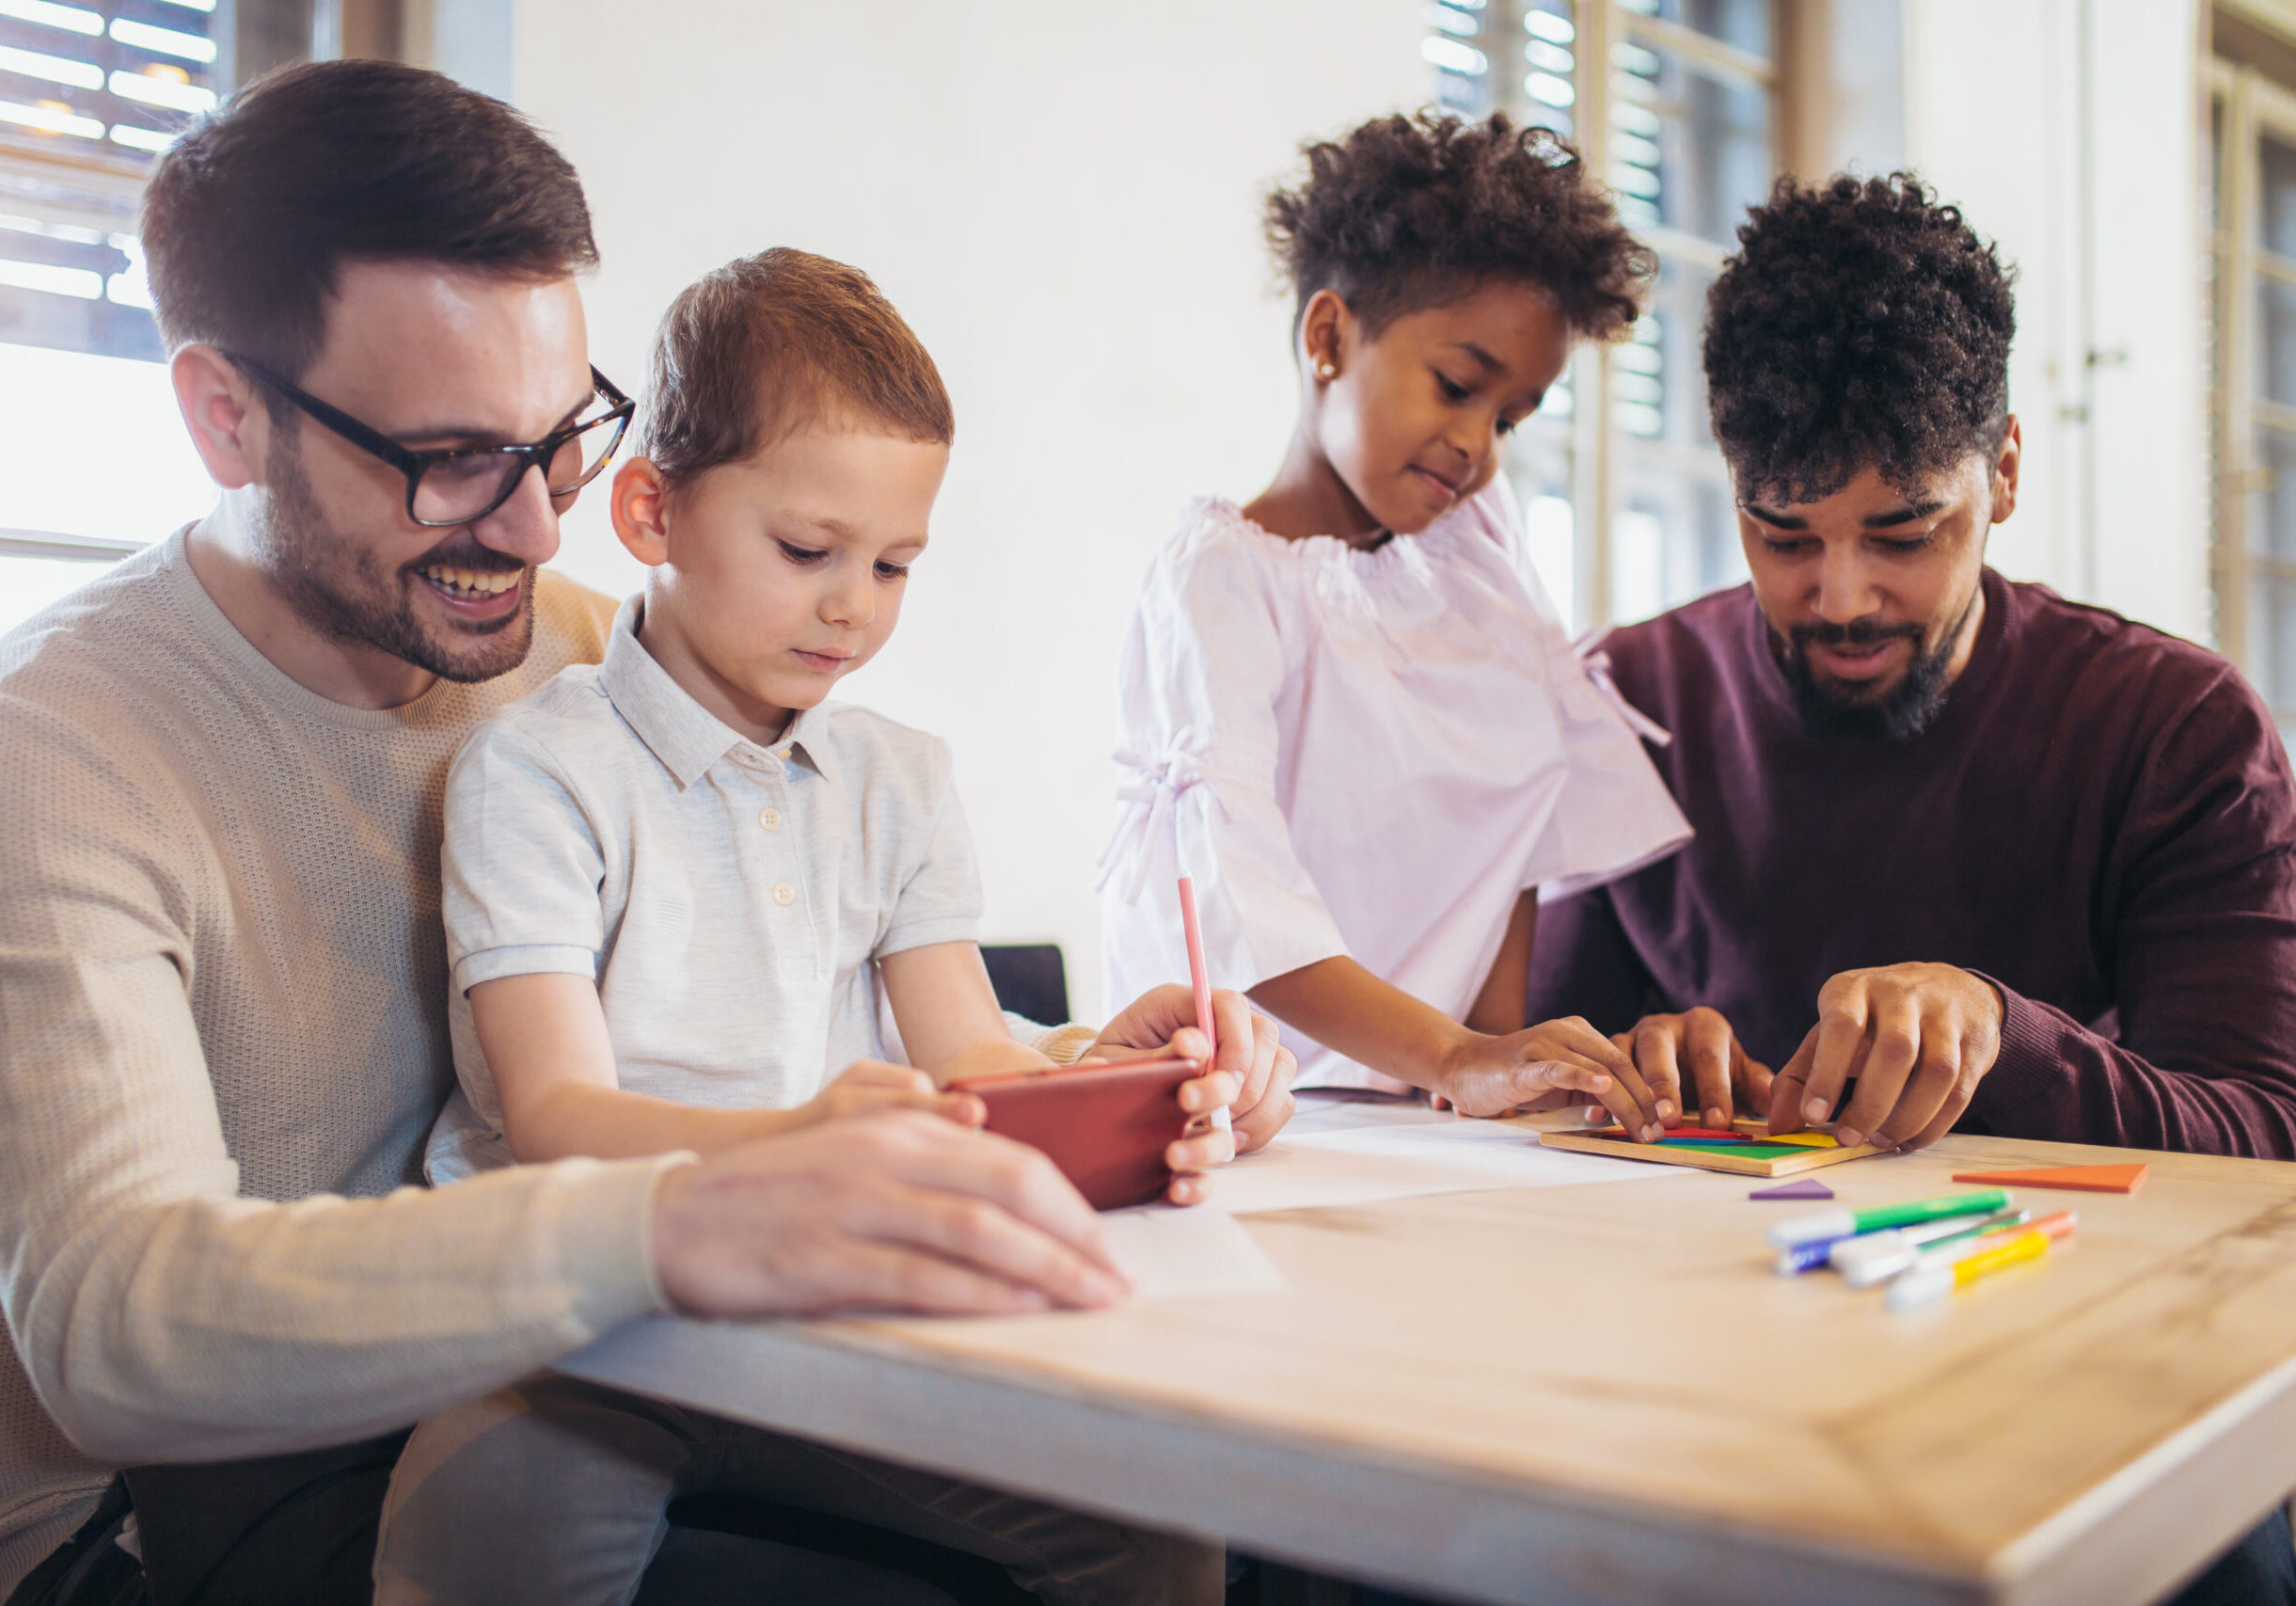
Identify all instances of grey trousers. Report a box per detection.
[372,1376,1224,1606]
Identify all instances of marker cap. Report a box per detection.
[1886,1264,1956,1312]
[1767,1209,1855,1249]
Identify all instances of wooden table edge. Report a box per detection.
[561,1314,1990,1606]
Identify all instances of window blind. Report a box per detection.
[0,0,227,360]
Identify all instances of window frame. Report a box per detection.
[2209,56,2296,731]
[1428,0,1854,630]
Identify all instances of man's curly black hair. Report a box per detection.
[1265,111,1654,342]
[1704,172,2016,502]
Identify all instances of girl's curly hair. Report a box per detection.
[1703,173,2017,502]
[1265,111,1654,342]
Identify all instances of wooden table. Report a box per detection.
[561,1099,2296,1606]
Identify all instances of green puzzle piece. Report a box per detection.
[1650,1140,1813,1159]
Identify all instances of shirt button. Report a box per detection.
[772,882,796,906]
[758,808,781,832]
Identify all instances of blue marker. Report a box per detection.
[1776,1235,1854,1276]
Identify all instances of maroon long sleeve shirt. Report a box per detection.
[1526,568,2296,1158]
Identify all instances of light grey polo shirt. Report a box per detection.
[428,596,983,1177]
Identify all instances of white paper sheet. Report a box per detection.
[1209,1117,1680,1216]
[1099,1205,1287,1298]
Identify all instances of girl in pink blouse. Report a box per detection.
[1100,112,1689,1136]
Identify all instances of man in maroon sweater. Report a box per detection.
[1529,176,2296,1163]
[1525,171,2296,1606]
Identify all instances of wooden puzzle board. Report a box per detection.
[1538,1116,1885,1175]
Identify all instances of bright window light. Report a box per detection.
[108,122,176,152]
[1526,72,1575,106]
[107,70,216,113]
[0,258,103,298]
[0,41,103,90]
[1421,36,1488,75]
[151,0,216,9]
[1525,9,1574,43]
[108,17,215,64]
[0,342,215,547]
[0,97,102,137]
[0,0,101,36]
[0,211,101,246]
[1526,493,1576,633]
[1612,100,1661,135]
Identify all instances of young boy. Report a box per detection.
[372,249,1236,1605]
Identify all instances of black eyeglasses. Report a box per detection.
[225,353,634,528]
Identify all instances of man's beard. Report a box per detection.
[1776,590,1977,743]
[259,439,536,685]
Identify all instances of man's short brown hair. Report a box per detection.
[639,247,953,491]
[142,58,596,383]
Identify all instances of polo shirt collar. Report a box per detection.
[598,597,837,788]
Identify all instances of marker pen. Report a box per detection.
[1829,1208,2033,1288]
[1886,1213,2076,1312]
[1767,1188,2013,1250]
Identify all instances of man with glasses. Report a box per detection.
[0,59,1282,1606]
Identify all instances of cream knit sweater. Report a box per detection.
[0,532,681,1591]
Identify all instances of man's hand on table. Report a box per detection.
[1085,984,1298,1200]
[1767,963,2005,1152]
[1610,1006,1777,1132]
[651,1110,1132,1318]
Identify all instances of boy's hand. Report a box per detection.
[795,1060,984,1131]
[1433,1017,1663,1137]
[1086,983,1298,1158]
[1608,1007,1775,1131]
[652,1110,1131,1316]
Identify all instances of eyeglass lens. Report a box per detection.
[409,413,625,525]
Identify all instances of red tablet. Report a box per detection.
[950,1056,1200,1210]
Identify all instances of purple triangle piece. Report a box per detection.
[1749,1178,1834,1201]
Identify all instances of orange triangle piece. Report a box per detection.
[1950,1163,2149,1195]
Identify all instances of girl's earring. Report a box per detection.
[1316,362,1338,381]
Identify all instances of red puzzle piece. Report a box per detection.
[1949,1163,2149,1195]
[1591,1127,1745,1142]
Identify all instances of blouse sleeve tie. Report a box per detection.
[1095,726,1233,903]
[1576,631,1673,748]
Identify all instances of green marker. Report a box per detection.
[1766,1188,2012,1250]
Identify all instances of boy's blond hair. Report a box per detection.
[640,246,952,490]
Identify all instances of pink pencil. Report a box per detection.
[1176,876,1231,1133]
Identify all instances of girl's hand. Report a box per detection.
[1085,983,1299,1156]
[1433,1018,1665,1138]
[790,1060,985,1133]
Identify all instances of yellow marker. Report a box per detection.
[1886,1226,2052,1311]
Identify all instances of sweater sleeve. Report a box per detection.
[1964,668,2296,1156]
[0,699,677,1464]
[1523,883,1659,1038]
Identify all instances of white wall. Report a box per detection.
[514,2,1425,1019]
[1902,0,2213,644]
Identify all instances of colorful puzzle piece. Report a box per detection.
[1749,1178,1835,1201]
[1667,1141,1813,1158]
[1593,1127,1744,1141]
[1950,1163,2149,1195]
[1541,1118,1880,1177]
